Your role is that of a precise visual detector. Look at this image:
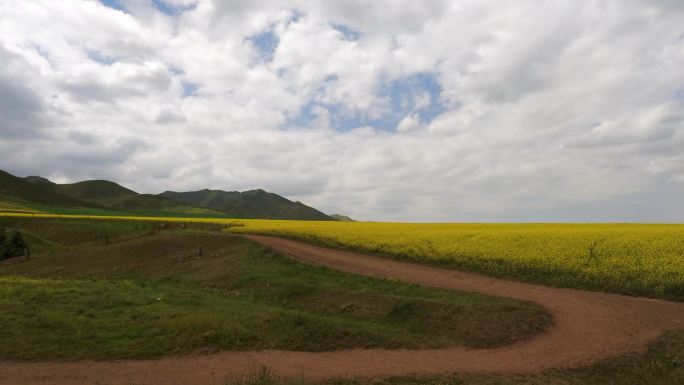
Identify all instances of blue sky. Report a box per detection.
[284,72,445,132]
[248,29,280,63]
[100,0,126,12]
[101,0,195,15]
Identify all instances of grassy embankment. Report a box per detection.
[0,217,549,360]
[225,330,684,385]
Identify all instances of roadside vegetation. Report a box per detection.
[0,217,550,360]
[0,227,27,260]
[223,330,684,385]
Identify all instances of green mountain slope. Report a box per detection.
[331,214,354,221]
[0,171,91,209]
[5,169,336,220]
[160,189,334,220]
[99,194,179,211]
[52,180,137,203]
[24,176,56,189]
[101,194,220,214]
[23,177,213,214]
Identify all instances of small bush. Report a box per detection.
[226,366,281,385]
[1,229,27,259]
[0,227,6,260]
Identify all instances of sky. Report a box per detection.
[0,0,683,222]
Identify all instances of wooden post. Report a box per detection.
[198,246,203,257]
[24,247,29,260]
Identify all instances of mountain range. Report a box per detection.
[0,170,346,221]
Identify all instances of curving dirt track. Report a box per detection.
[0,235,682,385]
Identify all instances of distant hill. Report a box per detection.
[160,189,334,220]
[24,176,56,189]
[48,180,184,211]
[100,194,178,211]
[52,180,137,203]
[0,170,92,208]
[23,177,218,214]
[331,214,354,221]
[3,170,337,220]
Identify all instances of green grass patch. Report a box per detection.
[0,201,42,214]
[37,206,239,218]
[221,330,684,385]
[0,218,550,360]
[0,274,416,359]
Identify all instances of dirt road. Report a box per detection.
[0,235,682,385]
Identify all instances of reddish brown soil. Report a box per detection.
[0,235,682,385]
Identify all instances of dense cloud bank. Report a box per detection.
[1,0,683,221]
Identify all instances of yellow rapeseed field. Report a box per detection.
[3,213,683,300]
[229,220,684,300]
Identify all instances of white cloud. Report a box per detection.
[0,0,683,222]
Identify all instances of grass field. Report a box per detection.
[0,201,42,214]
[39,206,239,219]
[0,217,549,360]
[0,216,155,255]
[3,213,683,301]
